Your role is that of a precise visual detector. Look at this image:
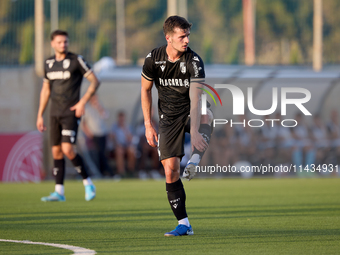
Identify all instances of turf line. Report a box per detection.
[0,239,96,255]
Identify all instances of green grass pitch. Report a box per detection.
[1,178,339,254]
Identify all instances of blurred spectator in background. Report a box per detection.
[276,112,294,164]
[291,113,315,175]
[311,114,330,165]
[234,115,257,164]
[110,111,136,177]
[327,109,340,164]
[82,95,113,177]
[135,109,162,179]
[210,123,238,170]
[259,115,278,165]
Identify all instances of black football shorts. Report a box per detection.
[157,102,213,161]
[158,115,190,161]
[50,115,80,146]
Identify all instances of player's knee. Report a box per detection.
[165,165,179,173]
[163,160,180,177]
[64,150,76,160]
[52,146,63,159]
[61,144,76,159]
[164,167,179,179]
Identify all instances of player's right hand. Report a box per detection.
[145,125,158,147]
[191,130,208,152]
[36,116,46,132]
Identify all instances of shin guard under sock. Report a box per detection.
[166,179,188,220]
[70,154,89,179]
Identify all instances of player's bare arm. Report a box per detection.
[190,82,208,152]
[70,72,100,117]
[36,81,51,132]
[141,76,158,147]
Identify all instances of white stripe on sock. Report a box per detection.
[55,184,64,196]
[178,217,190,227]
[83,177,93,186]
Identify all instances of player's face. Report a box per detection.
[167,27,190,53]
[51,35,69,54]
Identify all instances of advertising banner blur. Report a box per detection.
[0,131,43,182]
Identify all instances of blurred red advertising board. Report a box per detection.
[0,131,43,182]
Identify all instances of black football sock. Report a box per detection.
[189,124,212,164]
[54,158,65,185]
[70,154,89,179]
[166,179,188,221]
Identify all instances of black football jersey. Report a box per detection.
[142,45,205,126]
[44,52,92,116]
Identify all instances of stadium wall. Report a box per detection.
[0,67,40,132]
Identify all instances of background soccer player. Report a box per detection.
[141,16,214,236]
[37,30,100,202]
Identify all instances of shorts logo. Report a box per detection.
[160,65,165,72]
[180,62,186,74]
[70,137,75,143]
[63,59,70,69]
[61,129,76,136]
[157,134,161,157]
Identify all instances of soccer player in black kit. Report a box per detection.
[37,30,100,202]
[141,16,214,236]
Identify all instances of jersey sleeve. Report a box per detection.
[141,52,154,81]
[44,65,49,83]
[43,60,50,84]
[188,53,205,83]
[77,55,92,78]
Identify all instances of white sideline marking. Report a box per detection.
[0,239,96,254]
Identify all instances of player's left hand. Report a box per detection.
[145,124,158,147]
[191,130,208,152]
[70,101,85,117]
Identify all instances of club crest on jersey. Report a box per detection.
[160,65,166,72]
[63,59,70,69]
[180,62,186,74]
[46,59,55,69]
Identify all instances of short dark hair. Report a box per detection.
[163,15,192,36]
[50,30,68,41]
